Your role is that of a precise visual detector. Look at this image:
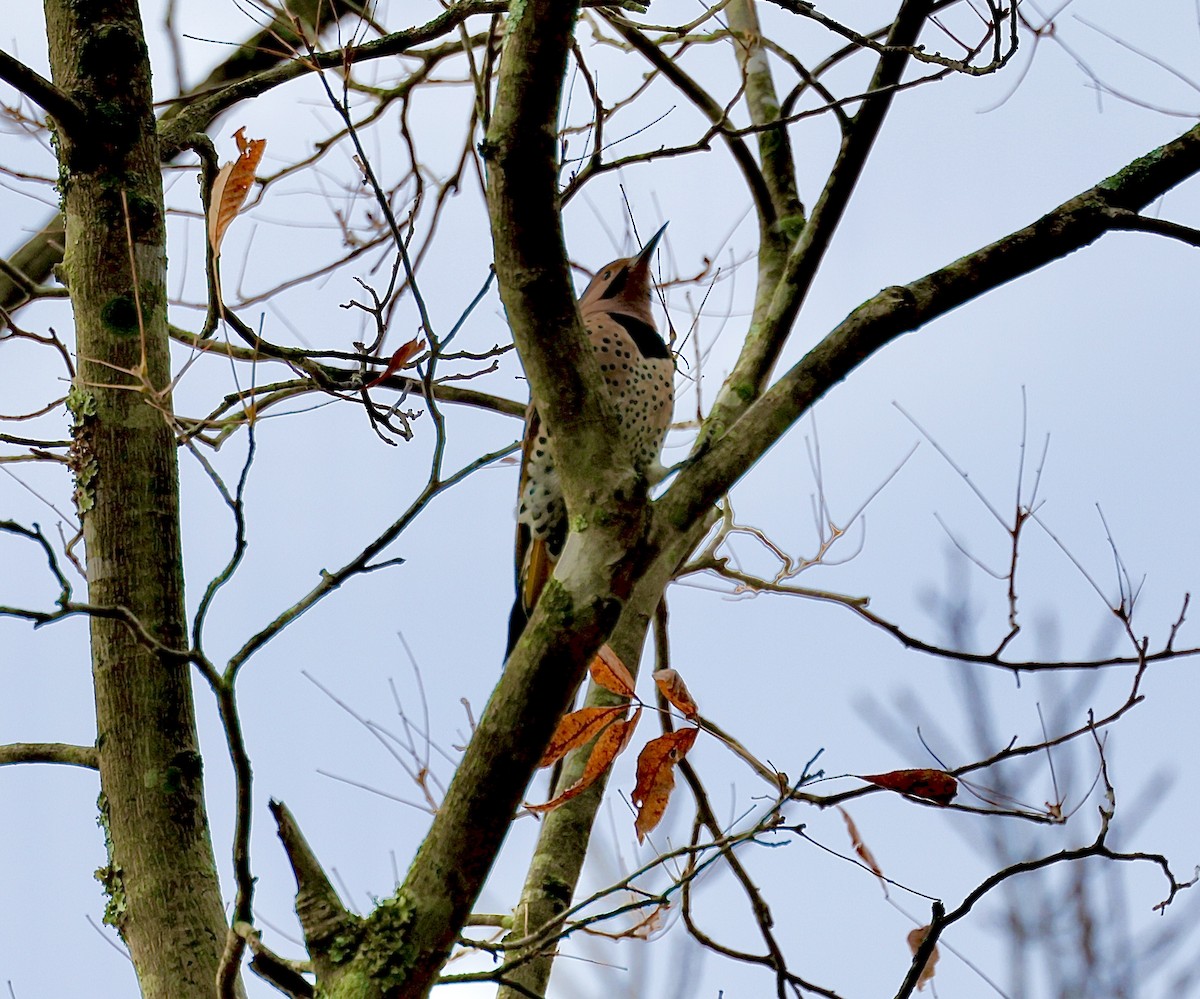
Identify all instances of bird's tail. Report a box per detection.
[506,536,554,657]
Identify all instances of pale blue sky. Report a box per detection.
[3,2,1200,996]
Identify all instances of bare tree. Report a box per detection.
[3,2,1200,997]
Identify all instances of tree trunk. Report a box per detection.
[44,1,234,994]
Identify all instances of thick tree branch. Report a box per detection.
[661,119,1200,538]
[484,5,628,512]
[494,521,706,997]
[374,2,688,992]
[44,1,236,994]
[0,48,88,136]
[0,742,98,769]
[700,0,934,447]
[269,801,362,991]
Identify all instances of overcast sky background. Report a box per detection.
[4,1,1200,996]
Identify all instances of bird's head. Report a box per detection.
[578,222,667,324]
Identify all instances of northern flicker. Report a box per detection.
[507,224,674,655]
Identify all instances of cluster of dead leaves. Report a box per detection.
[527,648,699,843]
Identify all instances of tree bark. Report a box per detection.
[43,1,234,995]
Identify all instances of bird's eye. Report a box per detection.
[603,269,612,279]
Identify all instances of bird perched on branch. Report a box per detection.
[507,224,674,656]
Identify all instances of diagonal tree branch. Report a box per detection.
[0,48,88,136]
[660,119,1200,537]
[700,0,934,448]
[348,3,638,994]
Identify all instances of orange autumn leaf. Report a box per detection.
[632,726,698,842]
[860,769,958,805]
[590,644,636,698]
[906,925,940,991]
[653,668,698,719]
[528,707,642,814]
[539,705,627,769]
[366,338,425,388]
[837,806,887,896]
[208,127,266,256]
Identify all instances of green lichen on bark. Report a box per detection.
[65,383,98,517]
[94,792,127,932]
[535,578,575,634]
[1099,145,1168,193]
[310,893,417,996]
[47,118,70,202]
[358,893,418,987]
[778,213,806,240]
[731,381,755,402]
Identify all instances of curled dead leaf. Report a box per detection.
[837,805,887,897]
[906,925,939,991]
[653,668,698,719]
[208,127,267,256]
[860,769,958,805]
[539,705,627,769]
[590,644,636,698]
[366,338,425,388]
[632,726,698,842]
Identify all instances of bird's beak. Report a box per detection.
[632,222,668,269]
[626,221,668,287]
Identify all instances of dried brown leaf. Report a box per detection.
[860,768,958,805]
[539,705,626,769]
[632,726,698,842]
[366,338,424,388]
[528,707,642,814]
[906,925,940,991]
[653,668,698,719]
[590,644,636,698]
[837,805,887,897]
[208,127,266,256]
